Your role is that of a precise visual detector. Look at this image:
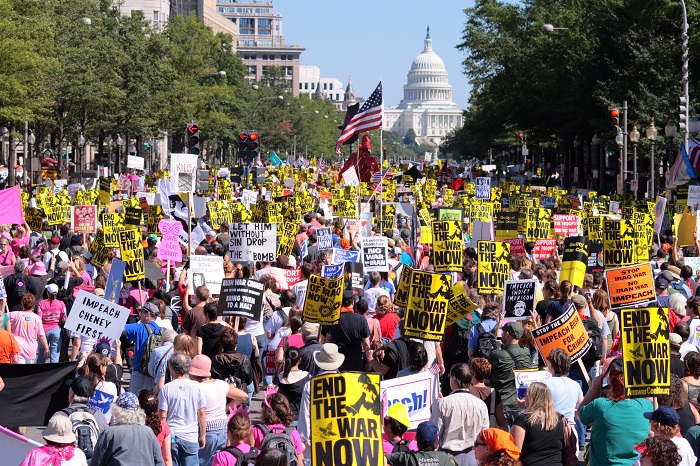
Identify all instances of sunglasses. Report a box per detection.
[474,441,487,447]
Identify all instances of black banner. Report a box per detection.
[344,262,364,297]
[217,278,265,321]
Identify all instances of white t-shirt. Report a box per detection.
[681,341,699,360]
[293,280,308,308]
[542,376,582,424]
[633,436,696,466]
[89,381,118,424]
[159,378,207,443]
[363,287,389,313]
[687,319,700,348]
[198,379,230,432]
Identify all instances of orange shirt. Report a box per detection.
[0,328,19,363]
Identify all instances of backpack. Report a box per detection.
[55,277,75,313]
[475,324,499,358]
[387,438,411,453]
[59,407,100,459]
[222,445,259,466]
[255,423,298,466]
[445,315,479,364]
[671,279,691,299]
[138,323,163,375]
[580,317,603,367]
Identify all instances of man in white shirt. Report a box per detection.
[293,264,313,308]
[364,272,390,313]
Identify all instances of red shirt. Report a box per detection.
[375,312,400,339]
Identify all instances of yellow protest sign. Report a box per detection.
[208,201,232,230]
[526,207,552,242]
[89,230,108,268]
[277,221,299,258]
[674,213,696,247]
[118,228,145,282]
[230,202,251,223]
[302,275,343,325]
[394,267,413,308]
[477,241,510,294]
[470,202,492,222]
[446,283,479,327]
[404,270,452,341]
[431,220,462,273]
[101,213,124,248]
[583,216,603,243]
[603,219,636,268]
[621,307,671,397]
[379,204,396,234]
[25,207,44,232]
[218,178,232,202]
[310,372,383,466]
[147,205,164,235]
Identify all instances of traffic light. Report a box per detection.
[238,132,248,160]
[187,122,200,155]
[518,133,524,143]
[610,108,620,127]
[680,97,688,132]
[248,132,259,160]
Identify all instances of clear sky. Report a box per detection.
[280,0,473,109]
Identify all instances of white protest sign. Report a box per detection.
[241,189,258,205]
[136,191,156,206]
[514,369,552,399]
[188,255,224,295]
[475,177,491,199]
[653,196,667,234]
[689,186,700,209]
[381,371,436,429]
[63,290,130,342]
[67,183,82,197]
[316,227,333,250]
[342,166,360,187]
[685,256,700,274]
[127,155,145,171]
[170,153,198,193]
[361,236,389,272]
[228,223,277,262]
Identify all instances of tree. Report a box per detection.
[403,128,418,148]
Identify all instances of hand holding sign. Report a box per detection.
[157,219,183,262]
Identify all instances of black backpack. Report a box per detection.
[387,438,411,453]
[475,324,499,358]
[580,318,603,367]
[138,323,163,375]
[255,423,298,466]
[221,445,259,466]
[54,277,75,313]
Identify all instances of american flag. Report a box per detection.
[335,82,383,154]
[297,157,309,168]
[371,169,393,184]
[429,358,441,375]
[317,158,328,173]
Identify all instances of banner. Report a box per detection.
[446,283,478,327]
[322,263,344,279]
[157,219,183,263]
[188,255,224,295]
[228,223,277,263]
[331,248,360,265]
[361,237,388,272]
[603,218,636,268]
[316,227,333,250]
[71,205,97,234]
[404,270,451,341]
[303,275,343,325]
[381,371,435,429]
[217,278,265,321]
[605,263,656,309]
[63,290,131,341]
[170,153,198,192]
[533,238,557,261]
[621,307,671,397]
[477,241,510,294]
[431,220,462,273]
[503,279,537,319]
[560,236,588,288]
[532,303,590,362]
[553,214,580,235]
[311,372,383,466]
[118,228,145,282]
[104,259,126,303]
[269,267,303,291]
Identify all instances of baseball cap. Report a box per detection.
[656,277,669,290]
[670,333,682,347]
[45,283,59,295]
[141,302,160,316]
[644,405,680,426]
[67,376,95,398]
[50,236,61,245]
[83,251,93,260]
[571,294,587,309]
[503,322,524,339]
[416,421,438,445]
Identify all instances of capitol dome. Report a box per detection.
[398,27,457,110]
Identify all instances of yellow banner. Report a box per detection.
[404,270,452,341]
[477,241,510,294]
[431,220,462,273]
[446,283,479,327]
[302,275,344,325]
[621,307,671,397]
[118,228,145,282]
[101,213,125,248]
[603,219,636,268]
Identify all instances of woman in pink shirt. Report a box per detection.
[139,389,172,466]
[10,225,29,256]
[251,392,305,464]
[37,284,66,363]
[10,293,47,364]
[0,237,15,266]
[212,414,254,466]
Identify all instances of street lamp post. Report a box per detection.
[665,120,677,191]
[27,130,35,188]
[681,0,690,158]
[78,133,85,184]
[116,135,123,175]
[592,133,601,192]
[629,123,640,196]
[647,118,658,198]
[616,127,624,193]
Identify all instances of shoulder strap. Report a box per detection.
[503,346,525,370]
[254,422,271,437]
[155,346,174,374]
[489,388,496,413]
[476,323,486,335]
[222,446,244,462]
[143,321,153,335]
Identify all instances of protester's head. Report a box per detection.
[375,295,393,315]
[300,322,319,343]
[657,376,688,410]
[591,290,610,314]
[282,346,302,380]
[681,265,694,280]
[557,280,573,301]
[474,428,521,464]
[449,363,472,390]
[160,328,177,344]
[470,357,492,383]
[355,298,369,316]
[369,272,382,287]
[138,389,162,436]
[415,421,439,451]
[279,289,296,308]
[688,296,700,318]
[68,375,94,404]
[407,341,428,372]
[254,449,287,466]
[313,343,345,371]
[523,382,558,431]
[21,293,35,311]
[502,322,523,343]
[341,289,356,307]
[80,352,109,389]
[174,334,197,357]
[645,405,681,438]
[204,301,218,322]
[685,351,700,378]
[14,260,25,274]
[227,413,252,446]
[655,277,670,295]
[43,415,76,447]
[518,268,533,280]
[261,392,294,427]
[300,263,314,279]
[189,354,212,380]
[112,392,146,426]
[384,402,410,438]
[219,327,239,352]
[605,357,626,401]
[635,436,681,466]
[194,285,210,303]
[546,348,571,377]
[674,321,690,343]
[168,351,192,377]
[481,302,502,321]
[669,293,687,317]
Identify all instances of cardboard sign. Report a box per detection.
[146,205,164,235]
[621,307,671,397]
[303,275,344,325]
[124,206,142,230]
[553,214,580,235]
[605,263,656,309]
[104,259,126,303]
[503,279,537,319]
[331,249,360,265]
[533,238,557,261]
[63,290,130,341]
[0,273,6,299]
[217,278,265,321]
[477,241,510,295]
[381,371,436,429]
[560,236,588,288]
[500,237,525,255]
[311,373,383,466]
[533,303,591,362]
[403,270,451,341]
[379,203,396,233]
[476,177,491,199]
[514,369,552,399]
[208,201,231,230]
[188,255,224,295]
[98,177,112,206]
[101,213,124,248]
[394,266,413,308]
[361,237,388,272]
[117,229,145,282]
[156,219,183,263]
[495,212,519,241]
[126,155,145,171]
[603,219,636,268]
[71,205,97,234]
[431,220,462,273]
[586,243,605,275]
[321,263,344,279]
[228,223,277,263]
[88,231,108,268]
[316,227,333,250]
[170,153,198,193]
[446,283,478,327]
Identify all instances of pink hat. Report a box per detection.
[190,355,212,378]
[31,262,47,276]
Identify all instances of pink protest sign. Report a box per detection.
[157,219,183,262]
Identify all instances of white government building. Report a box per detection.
[384,28,463,147]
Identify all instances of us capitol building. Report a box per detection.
[383,27,464,147]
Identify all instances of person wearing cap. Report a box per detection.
[633,405,697,466]
[20,415,89,466]
[123,299,162,394]
[671,333,686,378]
[37,283,67,363]
[297,343,345,450]
[385,421,457,466]
[320,289,373,373]
[298,321,322,377]
[472,428,521,466]
[159,352,207,465]
[55,375,109,437]
[90,392,165,466]
[578,358,653,466]
[487,321,532,425]
[83,251,98,282]
[656,275,672,307]
[383,402,418,453]
[43,235,69,271]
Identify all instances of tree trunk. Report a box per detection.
[8,124,16,187]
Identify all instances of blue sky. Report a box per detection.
[280,1,472,109]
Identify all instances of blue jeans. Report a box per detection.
[128,370,155,394]
[199,429,226,466]
[568,368,588,447]
[38,326,62,363]
[172,436,199,466]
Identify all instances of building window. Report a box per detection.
[239,18,255,35]
[329,83,333,90]
[246,65,257,75]
[262,54,268,60]
[258,18,272,35]
[323,83,327,90]
[299,83,303,90]
[259,40,272,46]
[311,83,315,90]
[153,11,159,26]
[305,83,309,90]
[280,55,286,60]
[288,55,293,60]
[287,67,293,76]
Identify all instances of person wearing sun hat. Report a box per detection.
[20,415,88,466]
[90,392,165,466]
[386,421,458,465]
[383,402,418,453]
[472,428,521,465]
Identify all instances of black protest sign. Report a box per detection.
[503,279,537,319]
[124,206,142,230]
[316,227,333,250]
[586,243,604,274]
[217,278,265,321]
[344,261,364,296]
